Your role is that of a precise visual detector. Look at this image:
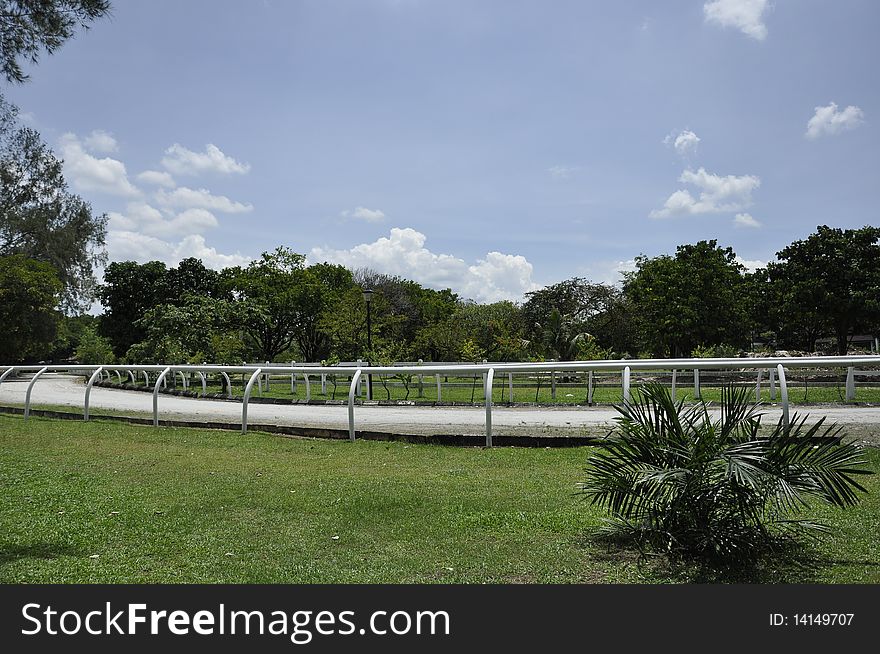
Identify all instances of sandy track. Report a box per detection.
[2,374,879,442]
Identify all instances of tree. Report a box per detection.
[1,95,106,309]
[161,257,222,303]
[765,225,880,355]
[125,295,245,365]
[455,300,526,361]
[623,240,750,357]
[97,260,168,356]
[0,253,61,362]
[523,277,635,355]
[0,0,110,84]
[74,324,114,363]
[289,262,353,362]
[226,247,347,361]
[535,307,587,361]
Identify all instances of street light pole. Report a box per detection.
[362,288,374,400]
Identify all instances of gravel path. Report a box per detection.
[2,374,879,443]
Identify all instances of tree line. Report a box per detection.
[4,223,878,365]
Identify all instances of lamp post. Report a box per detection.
[362,288,374,400]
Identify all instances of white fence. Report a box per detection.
[1,356,878,446]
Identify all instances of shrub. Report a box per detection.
[579,383,871,560]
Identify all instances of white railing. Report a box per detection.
[0,356,878,446]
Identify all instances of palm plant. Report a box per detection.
[580,383,871,560]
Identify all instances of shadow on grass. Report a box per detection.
[578,532,880,583]
[0,542,83,565]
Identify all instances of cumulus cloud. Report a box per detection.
[805,102,865,139]
[733,212,761,228]
[83,129,119,153]
[735,256,766,273]
[704,0,769,40]
[308,227,539,303]
[161,143,251,176]
[341,206,386,222]
[108,201,219,239]
[651,167,760,218]
[58,133,141,197]
[137,170,176,188]
[106,231,249,270]
[156,186,253,213]
[663,129,700,156]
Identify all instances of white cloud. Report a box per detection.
[805,102,865,139]
[733,212,761,228]
[341,206,386,222]
[663,129,700,156]
[58,133,141,197]
[548,165,578,179]
[161,143,251,176]
[735,256,766,273]
[651,167,760,218]
[83,129,119,153]
[107,202,219,238]
[106,231,249,270]
[137,170,177,188]
[704,0,769,41]
[156,186,253,213]
[308,227,539,303]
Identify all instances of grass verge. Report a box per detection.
[1,414,878,583]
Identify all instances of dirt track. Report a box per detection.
[2,374,879,444]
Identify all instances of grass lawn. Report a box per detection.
[2,414,879,583]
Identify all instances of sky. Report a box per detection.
[5,0,878,304]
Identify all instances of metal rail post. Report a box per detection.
[485,367,495,447]
[694,368,701,400]
[220,371,233,398]
[0,366,16,387]
[241,368,263,435]
[24,366,49,419]
[587,370,594,405]
[348,369,363,441]
[622,366,631,404]
[777,364,789,429]
[846,367,856,401]
[84,366,104,421]
[152,367,171,427]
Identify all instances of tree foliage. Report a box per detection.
[0,253,61,362]
[1,94,106,310]
[764,225,880,354]
[0,0,110,84]
[624,240,749,357]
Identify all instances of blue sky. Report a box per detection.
[5,0,878,302]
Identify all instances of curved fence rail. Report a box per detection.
[1,356,878,446]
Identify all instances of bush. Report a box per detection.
[579,383,871,560]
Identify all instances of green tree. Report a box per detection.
[125,296,245,364]
[226,247,304,361]
[74,324,114,363]
[523,277,635,355]
[97,260,168,356]
[624,240,749,357]
[765,225,880,354]
[1,95,107,310]
[0,253,61,361]
[0,0,110,84]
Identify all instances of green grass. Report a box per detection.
[1,414,879,583]
[129,373,880,405]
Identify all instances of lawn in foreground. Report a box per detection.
[1,414,879,584]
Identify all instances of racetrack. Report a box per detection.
[2,374,880,444]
